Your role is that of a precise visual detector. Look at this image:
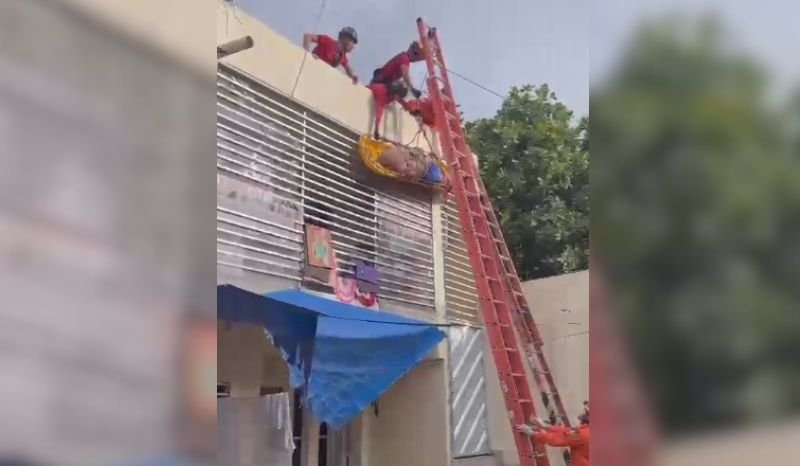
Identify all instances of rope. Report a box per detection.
[290,0,328,98]
[445,66,505,99]
[418,70,429,96]
[420,127,434,152]
[405,123,435,154]
[406,129,422,147]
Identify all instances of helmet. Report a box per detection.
[339,27,358,44]
[409,40,424,53]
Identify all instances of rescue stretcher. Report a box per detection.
[357,134,451,191]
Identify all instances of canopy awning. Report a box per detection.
[217,285,446,428]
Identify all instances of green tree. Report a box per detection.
[593,16,800,433]
[465,84,589,280]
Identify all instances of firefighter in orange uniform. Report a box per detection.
[516,402,589,466]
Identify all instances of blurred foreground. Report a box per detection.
[0,1,215,465]
[592,3,800,466]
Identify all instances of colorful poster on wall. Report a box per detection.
[305,224,335,269]
[302,225,380,310]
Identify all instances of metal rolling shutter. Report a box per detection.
[443,204,481,324]
[216,65,435,310]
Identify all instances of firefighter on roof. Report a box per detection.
[371,41,426,99]
[303,27,359,84]
[367,80,409,139]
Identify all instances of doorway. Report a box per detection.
[292,389,352,466]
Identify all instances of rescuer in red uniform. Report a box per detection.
[302,27,359,84]
[403,98,437,127]
[370,41,426,98]
[367,80,409,139]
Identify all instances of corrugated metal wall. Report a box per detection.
[443,204,481,324]
[449,326,491,457]
[216,65,435,311]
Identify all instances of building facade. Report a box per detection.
[216,6,588,466]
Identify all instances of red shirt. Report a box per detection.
[368,83,406,130]
[377,51,411,82]
[312,35,348,68]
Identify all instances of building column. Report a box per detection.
[431,131,454,465]
[301,410,320,466]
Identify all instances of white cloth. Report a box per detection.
[218,393,295,466]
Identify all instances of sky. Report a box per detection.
[233,0,589,121]
[593,0,800,96]
[231,1,799,122]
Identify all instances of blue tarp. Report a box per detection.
[217,285,317,380]
[217,285,446,428]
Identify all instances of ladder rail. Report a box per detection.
[416,18,552,466]
[476,176,572,427]
[423,20,570,427]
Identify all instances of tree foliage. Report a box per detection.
[593,16,800,433]
[465,85,589,280]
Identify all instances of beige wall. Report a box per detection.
[522,270,589,423]
[365,361,451,466]
[485,270,589,466]
[217,322,289,395]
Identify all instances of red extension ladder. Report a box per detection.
[416,18,571,466]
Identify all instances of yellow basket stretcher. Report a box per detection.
[358,135,451,191]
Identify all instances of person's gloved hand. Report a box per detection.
[352,75,359,85]
[530,416,548,428]
[411,88,422,99]
[373,130,380,140]
[515,424,534,436]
